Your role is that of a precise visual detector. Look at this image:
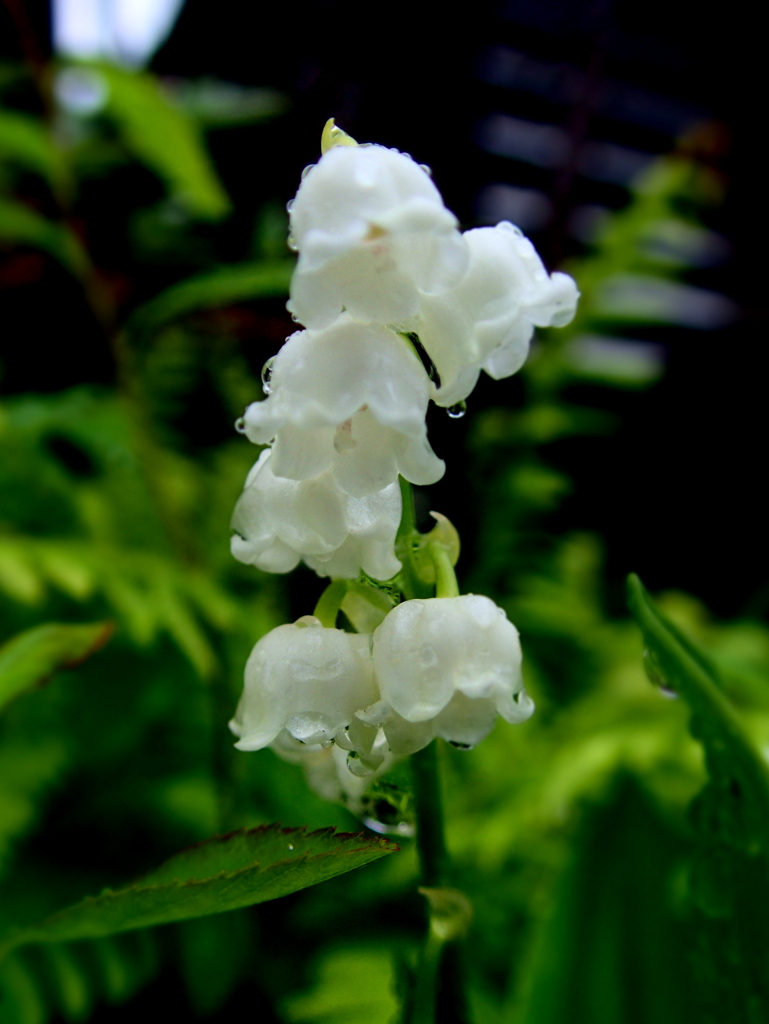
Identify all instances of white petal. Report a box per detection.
[331,409,399,497]
[231,620,378,751]
[372,595,528,734]
[393,430,446,487]
[288,144,467,327]
[431,692,500,749]
[270,423,336,481]
[372,600,456,721]
[416,222,579,403]
[232,450,401,581]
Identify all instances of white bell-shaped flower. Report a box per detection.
[239,317,445,496]
[417,223,580,407]
[231,449,402,580]
[363,594,534,754]
[230,616,379,751]
[288,143,468,330]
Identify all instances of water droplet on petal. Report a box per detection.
[362,815,415,838]
[291,313,300,323]
[449,741,473,750]
[285,199,294,213]
[261,356,276,395]
[419,163,433,176]
[287,234,298,251]
[447,401,467,419]
[235,417,246,434]
[301,163,315,180]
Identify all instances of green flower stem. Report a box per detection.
[396,478,432,601]
[428,541,460,599]
[313,580,348,628]
[408,741,450,1024]
[408,930,445,1024]
[412,741,449,888]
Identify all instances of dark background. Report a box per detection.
[1,0,766,618]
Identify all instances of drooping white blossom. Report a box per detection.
[361,594,534,754]
[287,143,469,330]
[239,317,444,496]
[231,449,402,580]
[416,222,580,407]
[229,616,379,751]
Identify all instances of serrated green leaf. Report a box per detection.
[125,259,294,343]
[0,826,397,958]
[92,63,230,220]
[627,574,769,840]
[0,199,88,277]
[0,111,68,189]
[0,622,114,714]
[627,574,769,1022]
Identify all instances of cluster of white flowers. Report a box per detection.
[230,595,533,760]
[229,122,578,809]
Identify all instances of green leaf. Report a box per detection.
[0,199,88,276]
[0,933,158,1024]
[0,110,68,189]
[93,63,230,220]
[282,945,398,1024]
[627,574,769,1022]
[0,826,397,958]
[513,777,691,1024]
[626,574,769,838]
[0,622,114,714]
[125,259,294,343]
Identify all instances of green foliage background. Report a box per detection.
[1,54,768,1024]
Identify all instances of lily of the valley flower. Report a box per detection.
[417,222,580,407]
[287,143,468,330]
[231,449,402,580]
[239,317,445,496]
[363,594,534,754]
[229,615,379,751]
